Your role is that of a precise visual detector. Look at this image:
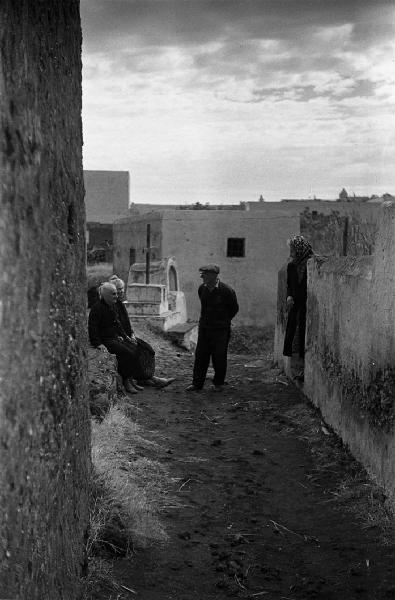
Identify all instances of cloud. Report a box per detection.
[81,0,395,202]
[82,0,395,103]
[81,0,395,49]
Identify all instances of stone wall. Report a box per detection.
[300,206,379,256]
[0,3,89,598]
[304,203,395,502]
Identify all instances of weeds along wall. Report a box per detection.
[0,3,90,598]
[304,203,395,503]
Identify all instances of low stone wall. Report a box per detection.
[304,203,395,502]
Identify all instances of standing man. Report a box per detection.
[186,264,239,392]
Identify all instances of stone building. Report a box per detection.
[0,2,89,598]
[84,169,130,260]
[114,208,300,326]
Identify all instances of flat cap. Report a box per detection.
[199,264,220,274]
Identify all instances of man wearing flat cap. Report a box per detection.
[186,264,239,392]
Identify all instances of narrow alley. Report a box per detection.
[99,331,394,600]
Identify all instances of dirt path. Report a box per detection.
[103,333,394,600]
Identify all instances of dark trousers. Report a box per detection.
[283,302,306,358]
[103,338,139,380]
[193,327,231,388]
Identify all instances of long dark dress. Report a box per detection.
[88,299,140,380]
[283,254,311,358]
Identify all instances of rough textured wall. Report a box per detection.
[0,2,89,599]
[370,202,395,364]
[300,210,347,255]
[84,170,129,223]
[304,203,395,502]
[301,207,378,256]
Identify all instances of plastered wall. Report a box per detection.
[115,210,299,326]
[161,210,299,326]
[304,203,395,502]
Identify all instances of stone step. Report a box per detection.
[167,322,198,351]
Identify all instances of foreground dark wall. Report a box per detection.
[0,2,90,598]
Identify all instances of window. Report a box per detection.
[227,238,245,257]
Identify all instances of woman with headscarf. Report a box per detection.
[108,276,175,390]
[283,235,314,360]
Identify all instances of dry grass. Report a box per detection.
[84,406,175,597]
[84,325,179,597]
[82,557,122,600]
[329,473,394,546]
[280,403,394,545]
[229,325,275,356]
[89,406,171,554]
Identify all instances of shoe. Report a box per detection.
[294,371,304,383]
[149,376,176,389]
[211,384,224,392]
[186,384,202,392]
[131,379,144,391]
[124,380,138,394]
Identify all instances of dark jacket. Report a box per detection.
[115,299,132,338]
[88,299,128,347]
[198,281,239,329]
[286,261,308,306]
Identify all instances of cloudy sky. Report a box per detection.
[81,0,395,204]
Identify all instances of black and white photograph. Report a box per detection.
[0,1,394,599]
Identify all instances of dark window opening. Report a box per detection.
[227,238,245,257]
[168,265,178,291]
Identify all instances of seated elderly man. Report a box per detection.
[88,281,174,394]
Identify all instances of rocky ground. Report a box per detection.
[90,324,394,600]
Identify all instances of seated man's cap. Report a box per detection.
[199,264,220,274]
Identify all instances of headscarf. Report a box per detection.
[288,235,313,282]
[109,275,125,291]
[288,235,312,257]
